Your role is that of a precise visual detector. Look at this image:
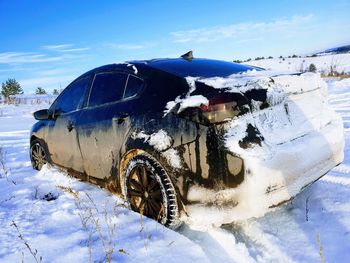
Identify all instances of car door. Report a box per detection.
[46,75,92,172]
[77,71,144,180]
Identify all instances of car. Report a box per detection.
[30,53,344,228]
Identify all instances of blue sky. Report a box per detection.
[1,0,349,93]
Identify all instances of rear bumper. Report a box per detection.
[182,115,344,226]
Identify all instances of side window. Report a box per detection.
[124,75,143,99]
[52,76,91,115]
[88,72,127,107]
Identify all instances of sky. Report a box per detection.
[1,0,350,93]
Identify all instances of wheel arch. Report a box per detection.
[118,146,187,217]
[30,135,38,143]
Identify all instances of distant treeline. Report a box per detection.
[1,78,60,104]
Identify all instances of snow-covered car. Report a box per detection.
[30,54,344,228]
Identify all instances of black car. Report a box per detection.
[30,54,344,228]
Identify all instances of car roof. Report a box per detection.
[81,58,261,79]
[130,58,259,78]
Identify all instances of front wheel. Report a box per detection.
[30,139,47,170]
[123,153,180,228]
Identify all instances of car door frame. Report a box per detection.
[45,74,93,172]
[76,69,145,181]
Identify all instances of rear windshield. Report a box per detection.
[147,58,259,78]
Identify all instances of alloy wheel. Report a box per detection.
[30,142,47,170]
[127,165,164,220]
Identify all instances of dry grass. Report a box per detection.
[58,185,129,263]
[0,147,16,185]
[305,195,310,222]
[321,73,350,79]
[11,220,43,263]
[0,147,7,179]
[316,233,326,263]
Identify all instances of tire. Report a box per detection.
[123,153,180,229]
[30,139,47,170]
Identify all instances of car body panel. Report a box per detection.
[77,102,137,180]
[45,110,84,172]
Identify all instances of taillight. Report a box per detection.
[180,94,240,125]
[200,97,239,124]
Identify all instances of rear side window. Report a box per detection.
[124,75,143,99]
[53,76,91,114]
[89,72,127,107]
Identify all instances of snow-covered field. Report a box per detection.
[247,53,350,74]
[1,59,350,262]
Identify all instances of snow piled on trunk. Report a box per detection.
[164,69,328,116]
[182,72,344,228]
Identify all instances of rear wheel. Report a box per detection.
[30,139,47,170]
[123,153,180,228]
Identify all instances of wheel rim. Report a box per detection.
[127,165,164,221]
[30,143,47,170]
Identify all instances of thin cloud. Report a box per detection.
[41,44,74,50]
[0,52,63,64]
[36,68,74,76]
[171,14,314,43]
[42,44,90,52]
[59,47,90,52]
[109,43,146,50]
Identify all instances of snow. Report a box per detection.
[125,63,138,74]
[185,76,199,93]
[1,54,350,262]
[162,149,182,169]
[132,129,173,151]
[148,130,172,151]
[247,53,350,74]
[132,130,182,169]
[164,76,209,115]
[164,93,209,115]
[177,95,209,113]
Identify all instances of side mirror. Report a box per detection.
[33,109,49,120]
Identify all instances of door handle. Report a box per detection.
[67,121,75,132]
